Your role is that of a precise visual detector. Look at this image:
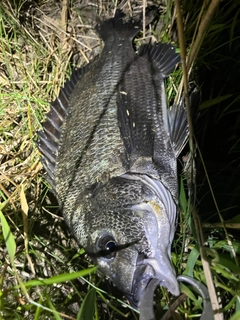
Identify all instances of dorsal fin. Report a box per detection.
[138,42,180,78]
[117,41,181,165]
[37,65,89,192]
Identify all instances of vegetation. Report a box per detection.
[0,0,239,319]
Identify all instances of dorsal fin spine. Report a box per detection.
[38,131,58,151]
[38,142,56,164]
[43,126,60,142]
[50,104,65,122]
[58,96,68,111]
[45,116,61,132]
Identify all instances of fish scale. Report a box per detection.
[56,49,137,215]
[37,9,190,310]
[117,44,182,202]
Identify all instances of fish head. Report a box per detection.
[76,176,180,309]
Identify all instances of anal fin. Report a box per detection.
[168,88,201,157]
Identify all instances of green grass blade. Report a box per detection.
[179,176,187,213]
[0,208,16,265]
[77,288,96,320]
[47,298,62,320]
[229,310,240,320]
[183,246,200,277]
[199,94,233,110]
[13,267,96,289]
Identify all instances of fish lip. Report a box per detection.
[126,262,157,309]
[126,257,180,310]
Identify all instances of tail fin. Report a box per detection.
[95,10,140,41]
[95,9,157,42]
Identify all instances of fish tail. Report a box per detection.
[95,10,141,41]
[95,9,157,42]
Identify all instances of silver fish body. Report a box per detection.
[37,10,188,309]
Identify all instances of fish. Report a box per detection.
[37,9,189,309]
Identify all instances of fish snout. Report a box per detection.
[127,257,180,310]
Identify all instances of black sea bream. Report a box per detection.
[37,10,189,309]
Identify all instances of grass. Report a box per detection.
[0,0,240,319]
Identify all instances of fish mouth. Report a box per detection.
[126,263,156,309]
[126,257,180,310]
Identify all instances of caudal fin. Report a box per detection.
[95,9,157,42]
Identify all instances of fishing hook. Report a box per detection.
[139,275,214,320]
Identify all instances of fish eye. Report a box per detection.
[97,234,117,259]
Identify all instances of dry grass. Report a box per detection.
[0,0,239,319]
